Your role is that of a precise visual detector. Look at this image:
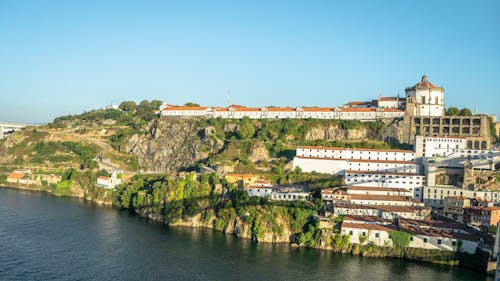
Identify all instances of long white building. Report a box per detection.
[344,170,424,200]
[159,104,405,120]
[293,146,419,175]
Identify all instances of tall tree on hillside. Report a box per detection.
[119,101,137,113]
[136,100,156,121]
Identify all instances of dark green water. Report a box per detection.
[0,187,491,281]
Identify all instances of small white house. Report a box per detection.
[245,186,273,198]
[97,171,122,189]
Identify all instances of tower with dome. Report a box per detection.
[404,75,445,117]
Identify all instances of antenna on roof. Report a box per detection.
[226,90,231,106]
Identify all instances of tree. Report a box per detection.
[459,107,472,116]
[150,99,163,109]
[119,101,137,112]
[446,107,460,116]
[184,102,200,107]
[136,100,156,121]
[237,117,255,139]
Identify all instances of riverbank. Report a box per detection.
[0,183,492,276]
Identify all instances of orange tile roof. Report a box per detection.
[297,146,414,153]
[340,107,376,112]
[301,107,334,112]
[225,173,258,178]
[342,222,398,232]
[345,186,411,192]
[348,194,416,202]
[233,107,261,112]
[295,156,415,165]
[98,176,110,180]
[379,97,398,101]
[7,173,25,180]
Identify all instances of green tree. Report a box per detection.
[150,100,163,109]
[184,102,200,107]
[459,108,472,116]
[446,107,460,116]
[119,101,137,112]
[237,117,255,139]
[136,100,156,121]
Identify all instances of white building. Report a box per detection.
[96,172,122,189]
[405,75,445,117]
[296,146,416,161]
[160,105,212,117]
[157,104,404,120]
[423,185,500,208]
[245,186,273,198]
[344,170,424,200]
[340,217,479,254]
[344,186,413,197]
[293,146,418,175]
[333,203,431,220]
[270,187,310,201]
[414,136,467,158]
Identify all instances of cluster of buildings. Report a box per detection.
[6,170,62,186]
[156,75,494,145]
[224,173,310,201]
[293,133,498,254]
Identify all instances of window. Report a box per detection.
[375,233,379,238]
[437,239,442,245]
[410,237,413,241]
[349,231,353,235]
[423,238,428,243]
[452,241,457,246]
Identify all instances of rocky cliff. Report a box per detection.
[126,117,406,174]
[126,119,224,173]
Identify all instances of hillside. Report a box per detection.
[0,105,411,178]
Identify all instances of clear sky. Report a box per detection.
[0,0,499,123]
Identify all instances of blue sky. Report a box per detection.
[0,0,499,123]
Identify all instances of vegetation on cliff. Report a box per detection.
[114,173,320,242]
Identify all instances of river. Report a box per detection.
[0,187,491,281]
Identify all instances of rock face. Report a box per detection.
[126,118,406,173]
[303,121,403,143]
[126,118,224,173]
[248,142,270,163]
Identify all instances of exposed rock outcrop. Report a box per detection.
[126,119,224,173]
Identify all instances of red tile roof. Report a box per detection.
[7,173,25,180]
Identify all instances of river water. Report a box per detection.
[0,187,491,281]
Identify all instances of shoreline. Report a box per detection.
[0,183,492,276]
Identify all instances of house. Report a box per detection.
[270,187,310,201]
[245,186,273,198]
[224,173,259,188]
[463,206,500,231]
[443,196,471,223]
[6,173,27,184]
[96,172,122,189]
[340,216,479,254]
[333,203,431,220]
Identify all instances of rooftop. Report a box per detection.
[297,146,415,154]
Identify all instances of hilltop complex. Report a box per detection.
[157,75,494,146]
